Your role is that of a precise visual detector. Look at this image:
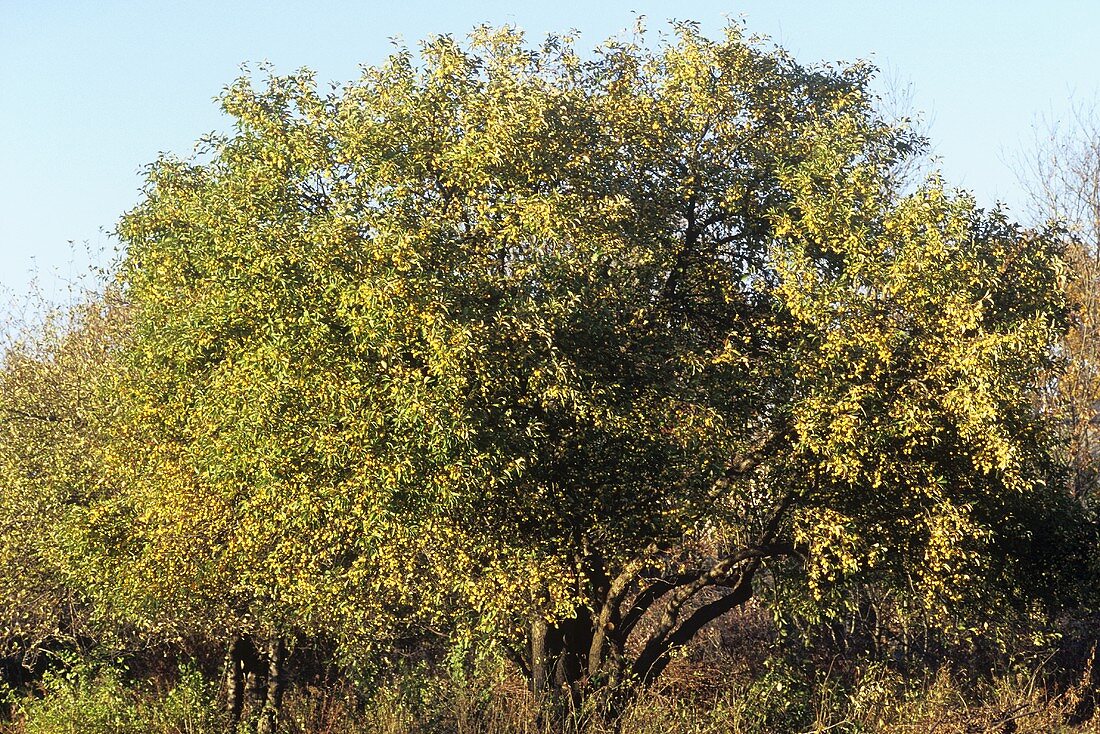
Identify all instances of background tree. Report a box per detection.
[1019,103,1100,502]
[0,295,125,683]
[109,21,1084,724]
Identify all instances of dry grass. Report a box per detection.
[262,661,1100,734]
[5,626,1100,734]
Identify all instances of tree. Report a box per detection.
[0,296,125,683]
[112,21,1077,720]
[1019,102,1100,502]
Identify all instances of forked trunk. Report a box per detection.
[529,611,596,720]
[224,634,289,734]
[523,549,777,724]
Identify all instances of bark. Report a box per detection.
[529,610,597,723]
[588,560,646,681]
[530,617,550,696]
[522,490,797,720]
[257,638,286,734]
[224,636,246,731]
[632,562,758,686]
[619,572,696,642]
[224,634,288,734]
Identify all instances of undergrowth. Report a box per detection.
[4,656,1100,734]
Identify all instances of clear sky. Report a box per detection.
[2,1,1098,309]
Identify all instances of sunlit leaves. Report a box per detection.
[102,19,1077,668]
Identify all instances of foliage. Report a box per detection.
[9,646,1100,734]
[0,295,127,665]
[100,20,1083,710]
[18,667,143,734]
[12,662,220,734]
[0,18,1093,734]
[1019,101,1100,503]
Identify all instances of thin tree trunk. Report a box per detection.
[530,618,550,696]
[257,639,286,734]
[224,636,246,731]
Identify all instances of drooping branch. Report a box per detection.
[627,491,797,684]
[504,640,532,679]
[632,542,790,663]
[665,566,758,650]
[633,559,759,685]
[618,571,698,642]
[587,500,795,680]
[611,428,789,635]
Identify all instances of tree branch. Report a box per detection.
[635,561,759,685]
[587,557,646,678]
[619,571,698,641]
[630,491,797,680]
[0,406,63,424]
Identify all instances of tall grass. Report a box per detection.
[5,658,1100,734]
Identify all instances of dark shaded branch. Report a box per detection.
[503,641,531,679]
[619,572,698,641]
[669,568,757,649]
[630,491,797,679]
[0,406,63,424]
[635,542,790,657]
[656,190,702,310]
[635,562,759,685]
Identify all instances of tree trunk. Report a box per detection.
[530,617,550,696]
[525,608,598,727]
[224,636,246,731]
[556,610,593,715]
[522,532,791,724]
[256,638,286,734]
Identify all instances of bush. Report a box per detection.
[13,663,221,734]
[19,665,141,734]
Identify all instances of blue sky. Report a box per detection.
[2,1,1098,309]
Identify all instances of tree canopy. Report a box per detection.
[20,21,1082,721]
